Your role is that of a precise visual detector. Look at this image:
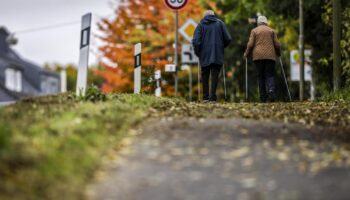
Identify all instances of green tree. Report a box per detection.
[213,0,347,100]
[323,0,350,88]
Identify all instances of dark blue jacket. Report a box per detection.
[192,15,232,68]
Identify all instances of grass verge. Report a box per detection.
[0,94,179,200]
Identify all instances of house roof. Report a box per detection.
[0,27,10,55]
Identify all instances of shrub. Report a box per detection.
[320,89,350,101]
[77,85,107,102]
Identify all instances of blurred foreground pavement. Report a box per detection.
[87,117,350,200]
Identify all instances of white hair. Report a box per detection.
[204,10,215,17]
[257,16,268,25]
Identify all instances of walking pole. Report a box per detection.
[198,62,201,101]
[223,64,227,101]
[279,58,292,101]
[245,58,248,102]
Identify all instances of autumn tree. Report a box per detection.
[96,0,205,95]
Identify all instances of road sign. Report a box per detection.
[164,0,188,10]
[164,0,189,97]
[76,13,92,96]
[181,44,198,64]
[290,50,312,81]
[134,43,142,94]
[165,64,176,72]
[179,19,198,43]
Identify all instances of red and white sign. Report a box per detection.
[164,0,188,10]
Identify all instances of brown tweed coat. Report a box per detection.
[244,25,281,61]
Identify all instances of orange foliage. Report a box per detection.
[96,0,205,94]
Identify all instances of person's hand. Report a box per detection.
[276,48,281,57]
[243,53,247,58]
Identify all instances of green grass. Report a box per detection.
[320,89,350,102]
[0,93,180,200]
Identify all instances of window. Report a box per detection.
[41,75,59,94]
[5,68,22,92]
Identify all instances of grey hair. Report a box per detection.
[257,16,268,25]
[204,10,215,17]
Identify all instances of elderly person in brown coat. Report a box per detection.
[244,16,281,102]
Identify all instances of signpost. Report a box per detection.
[179,18,198,102]
[290,50,312,82]
[164,0,188,10]
[179,19,198,43]
[290,49,315,100]
[164,0,188,97]
[181,44,198,64]
[181,46,195,101]
[181,65,193,101]
[134,43,142,94]
[165,64,176,72]
[76,13,92,96]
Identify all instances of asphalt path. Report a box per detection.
[87,118,350,200]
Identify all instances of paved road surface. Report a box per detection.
[87,118,350,200]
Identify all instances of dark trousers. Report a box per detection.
[254,60,276,102]
[201,64,222,101]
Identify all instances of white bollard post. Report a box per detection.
[76,13,92,96]
[60,69,67,93]
[155,70,161,97]
[134,43,142,94]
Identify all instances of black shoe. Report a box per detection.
[209,95,217,102]
[209,100,217,104]
[203,100,210,103]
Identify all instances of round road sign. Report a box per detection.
[164,0,188,10]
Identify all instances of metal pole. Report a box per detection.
[333,0,342,91]
[189,66,193,101]
[245,58,248,102]
[198,62,201,101]
[232,68,236,102]
[299,0,305,101]
[311,76,315,101]
[223,64,227,101]
[174,10,179,97]
[279,58,292,101]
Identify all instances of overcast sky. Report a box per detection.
[0,0,117,66]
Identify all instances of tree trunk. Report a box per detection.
[333,0,342,91]
[299,0,305,100]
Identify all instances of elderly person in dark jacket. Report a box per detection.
[193,10,232,102]
[244,16,281,103]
